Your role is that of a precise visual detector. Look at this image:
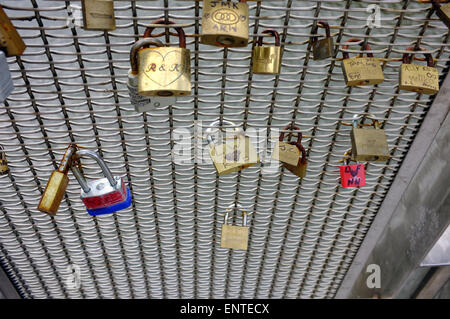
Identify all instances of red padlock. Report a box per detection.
[340,158,366,188]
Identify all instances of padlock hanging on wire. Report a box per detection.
[339,151,366,188]
[252,29,282,74]
[279,125,308,178]
[311,20,334,60]
[81,0,116,31]
[220,204,250,250]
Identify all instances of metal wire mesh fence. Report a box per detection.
[0,0,448,299]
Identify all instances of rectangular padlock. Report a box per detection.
[0,51,13,102]
[0,5,26,57]
[221,224,249,250]
[312,21,334,60]
[252,30,281,74]
[350,117,390,162]
[81,0,116,31]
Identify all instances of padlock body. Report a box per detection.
[342,57,384,86]
[201,0,249,47]
[271,141,300,166]
[138,47,191,97]
[0,159,8,174]
[340,164,366,188]
[283,161,308,178]
[81,176,127,210]
[399,64,439,95]
[0,5,26,57]
[0,52,14,102]
[86,188,132,216]
[252,46,281,74]
[351,128,389,162]
[312,37,334,60]
[437,3,450,28]
[82,0,116,31]
[38,171,69,216]
[220,224,248,250]
[209,135,259,176]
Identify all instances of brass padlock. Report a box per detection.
[350,114,390,162]
[220,205,249,250]
[281,129,308,178]
[38,144,78,216]
[201,0,249,47]
[138,19,191,97]
[0,5,26,57]
[252,29,282,74]
[81,0,116,31]
[342,38,384,86]
[431,0,450,28]
[272,124,301,166]
[206,120,259,176]
[399,46,439,95]
[0,145,8,175]
[311,21,334,60]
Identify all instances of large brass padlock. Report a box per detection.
[0,145,8,175]
[311,21,334,60]
[138,19,191,97]
[281,129,308,178]
[81,0,116,31]
[38,144,78,216]
[220,205,249,250]
[252,29,282,74]
[272,124,301,166]
[0,5,26,57]
[399,46,439,95]
[342,38,384,86]
[431,0,450,28]
[201,0,249,47]
[206,120,259,176]
[350,114,390,162]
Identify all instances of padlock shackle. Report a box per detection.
[130,38,164,74]
[352,113,381,129]
[402,46,435,67]
[342,38,374,59]
[239,0,247,3]
[224,204,248,227]
[143,19,186,49]
[206,120,241,145]
[0,145,5,160]
[311,20,331,43]
[279,123,301,143]
[58,144,77,174]
[257,29,280,47]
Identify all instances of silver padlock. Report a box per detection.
[0,51,14,102]
[128,38,176,113]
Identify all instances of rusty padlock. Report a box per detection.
[282,128,308,178]
[272,124,301,166]
[311,20,334,60]
[0,4,26,57]
[252,29,282,74]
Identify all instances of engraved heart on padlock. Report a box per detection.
[143,50,187,87]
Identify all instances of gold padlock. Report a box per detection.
[252,29,282,74]
[206,120,259,176]
[38,144,78,216]
[201,0,249,47]
[431,0,450,28]
[272,123,301,166]
[220,205,249,250]
[399,46,439,95]
[311,21,334,60]
[342,38,384,86]
[138,19,191,97]
[81,0,116,31]
[281,128,308,178]
[350,114,390,162]
[0,5,26,57]
[0,145,8,175]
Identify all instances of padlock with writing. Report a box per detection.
[128,38,177,112]
[0,4,26,57]
[206,120,259,176]
[201,0,249,47]
[342,38,384,86]
[272,124,301,166]
[431,0,450,28]
[220,205,249,250]
[340,156,366,188]
[252,29,282,74]
[38,144,77,216]
[312,21,334,60]
[0,145,8,175]
[399,46,439,95]
[71,149,131,216]
[139,19,191,97]
[0,51,13,102]
[81,0,116,31]
[282,131,308,178]
[350,114,390,162]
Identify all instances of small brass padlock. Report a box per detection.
[272,124,301,166]
[220,205,249,250]
[38,144,78,216]
[206,120,259,176]
[81,0,116,31]
[281,129,308,178]
[399,46,439,95]
[350,114,390,162]
[201,0,249,47]
[252,29,282,74]
[342,38,384,86]
[311,20,334,60]
[138,19,191,97]
[0,5,26,57]
[0,145,8,175]
[431,0,450,28]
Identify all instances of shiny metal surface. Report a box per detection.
[0,0,449,299]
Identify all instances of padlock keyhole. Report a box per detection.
[217,35,235,46]
[157,91,174,97]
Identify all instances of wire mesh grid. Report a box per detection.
[0,0,448,299]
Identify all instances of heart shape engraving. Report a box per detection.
[142,50,187,88]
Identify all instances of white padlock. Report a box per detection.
[0,51,14,102]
